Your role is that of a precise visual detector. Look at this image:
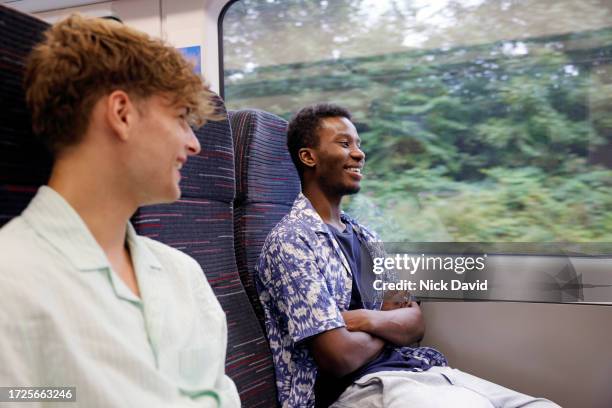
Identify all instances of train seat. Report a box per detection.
[230,109,300,331]
[0,6,51,226]
[131,101,277,407]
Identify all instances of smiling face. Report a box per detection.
[126,94,201,205]
[307,116,365,197]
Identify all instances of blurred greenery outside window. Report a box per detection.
[222,0,612,243]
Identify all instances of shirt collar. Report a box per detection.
[126,222,162,272]
[21,186,161,272]
[290,192,358,235]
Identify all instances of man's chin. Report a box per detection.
[340,184,361,196]
[320,177,361,197]
[170,188,182,203]
[144,189,181,206]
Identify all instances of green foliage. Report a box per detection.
[224,2,612,242]
[347,165,612,242]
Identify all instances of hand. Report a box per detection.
[341,309,372,332]
[381,299,410,311]
[382,289,411,310]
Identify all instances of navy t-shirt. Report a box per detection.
[314,223,431,407]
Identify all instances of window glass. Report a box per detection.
[222,0,612,244]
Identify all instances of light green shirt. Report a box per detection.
[0,186,240,407]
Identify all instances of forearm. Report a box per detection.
[343,303,425,346]
[339,330,386,374]
[365,307,424,345]
[311,327,385,378]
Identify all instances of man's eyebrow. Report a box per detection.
[334,133,361,142]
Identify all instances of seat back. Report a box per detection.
[132,101,278,407]
[0,6,52,227]
[230,109,300,329]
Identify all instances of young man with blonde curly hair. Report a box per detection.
[0,14,239,407]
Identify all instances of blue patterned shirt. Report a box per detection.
[256,193,447,408]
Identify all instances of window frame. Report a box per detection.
[216,0,612,306]
[217,0,241,100]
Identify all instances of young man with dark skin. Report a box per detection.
[256,103,560,407]
[0,15,239,407]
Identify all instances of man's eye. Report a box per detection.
[339,141,349,147]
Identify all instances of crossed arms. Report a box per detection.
[260,234,425,379]
[309,298,425,378]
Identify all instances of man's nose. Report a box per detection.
[352,146,365,162]
[187,127,201,156]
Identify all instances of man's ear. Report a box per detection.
[105,90,136,142]
[298,147,316,169]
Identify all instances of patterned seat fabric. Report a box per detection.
[0,6,52,227]
[0,6,277,406]
[132,101,278,407]
[230,110,300,331]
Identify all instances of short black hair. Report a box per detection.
[287,103,352,180]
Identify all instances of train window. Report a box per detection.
[221,0,612,246]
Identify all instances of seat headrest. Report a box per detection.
[230,109,300,205]
[179,96,235,202]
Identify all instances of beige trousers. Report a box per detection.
[330,366,561,408]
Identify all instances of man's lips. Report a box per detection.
[175,159,186,180]
[345,166,363,180]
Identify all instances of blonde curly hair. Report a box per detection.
[24,14,217,155]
